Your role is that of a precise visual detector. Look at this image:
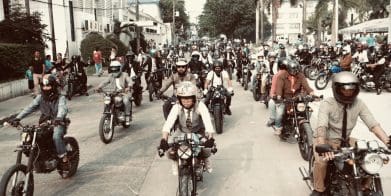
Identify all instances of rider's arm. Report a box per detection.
[161,104,179,140]
[298,73,314,95]
[16,95,42,119]
[197,102,215,138]
[125,74,134,91]
[314,100,330,144]
[204,72,213,89]
[159,75,174,93]
[57,96,68,119]
[97,77,111,89]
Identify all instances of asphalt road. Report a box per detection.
[0,73,391,196]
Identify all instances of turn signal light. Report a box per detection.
[347,159,355,165]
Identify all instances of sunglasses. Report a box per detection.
[177,66,186,68]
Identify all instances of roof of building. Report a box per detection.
[139,0,159,4]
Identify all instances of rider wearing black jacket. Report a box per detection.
[65,55,88,94]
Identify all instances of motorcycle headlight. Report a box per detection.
[361,153,383,174]
[20,132,31,143]
[104,96,111,104]
[367,140,380,151]
[243,69,248,73]
[296,103,306,112]
[177,144,192,159]
[194,74,199,79]
[214,91,221,98]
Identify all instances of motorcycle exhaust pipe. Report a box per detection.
[299,166,313,191]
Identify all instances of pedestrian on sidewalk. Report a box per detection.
[25,66,34,95]
[44,54,53,75]
[30,50,45,96]
[93,47,103,76]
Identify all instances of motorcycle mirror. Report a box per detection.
[319,95,324,99]
[315,144,333,154]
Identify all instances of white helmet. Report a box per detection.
[257,52,265,57]
[176,81,197,98]
[298,45,304,50]
[109,60,122,78]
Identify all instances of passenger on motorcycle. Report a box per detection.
[366,49,388,95]
[158,60,197,119]
[96,61,134,126]
[311,71,391,196]
[10,75,70,169]
[65,55,88,95]
[204,60,234,115]
[271,59,314,140]
[159,82,216,175]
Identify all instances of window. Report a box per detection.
[289,23,300,29]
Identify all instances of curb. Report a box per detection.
[0,84,93,128]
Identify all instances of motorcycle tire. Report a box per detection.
[67,83,73,100]
[252,84,260,101]
[0,164,34,196]
[315,74,329,90]
[148,83,154,102]
[178,168,194,196]
[298,123,313,161]
[213,105,223,134]
[99,115,114,144]
[305,67,319,80]
[244,76,248,91]
[133,93,142,106]
[58,137,80,178]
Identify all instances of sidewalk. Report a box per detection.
[0,75,107,127]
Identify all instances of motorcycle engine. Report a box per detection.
[114,95,123,107]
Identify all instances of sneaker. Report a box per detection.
[376,88,382,95]
[310,190,324,196]
[273,127,282,135]
[172,161,178,176]
[204,158,213,173]
[266,119,275,127]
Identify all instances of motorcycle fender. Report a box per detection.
[318,72,326,76]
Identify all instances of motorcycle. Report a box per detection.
[300,140,391,196]
[0,120,80,195]
[314,62,342,90]
[147,68,164,102]
[131,70,143,107]
[281,94,322,161]
[206,85,227,134]
[65,72,88,100]
[162,58,173,78]
[304,56,330,80]
[241,63,252,90]
[194,69,209,90]
[158,133,217,196]
[353,62,391,94]
[98,91,133,144]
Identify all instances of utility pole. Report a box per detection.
[172,0,176,47]
[331,0,338,45]
[260,0,264,43]
[256,0,259,45]
[387,0,391,44]
[48,0,56,58]
[25,0,30,16]
[302,0,307,42]
[136,0,140,53]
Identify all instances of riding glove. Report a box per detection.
[204,138,215,148]
[9,118,21,127]
[159,139,169,151]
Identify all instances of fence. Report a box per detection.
[0,79,29,101]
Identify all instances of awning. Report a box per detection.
[339,18,390,34]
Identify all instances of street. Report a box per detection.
[0,74,391,196]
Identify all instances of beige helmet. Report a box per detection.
[176,81,197,98]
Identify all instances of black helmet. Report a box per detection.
[332,72,360,104]
[213,60,223,69]
[277,58,288,70]
[71,55,80,62]
[287,60,300,75]
[41,75,59,101]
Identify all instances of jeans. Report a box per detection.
[95,63,102,75]
[53,125,67,157]
[123,94,132,116]
[268,99,285,128]
[33,73,43,95]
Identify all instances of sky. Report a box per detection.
[184,0,207,24]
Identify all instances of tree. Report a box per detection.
[356,0,389,22]
[159,0,190,40]
[198,0,271,42]
[0,5,50,47]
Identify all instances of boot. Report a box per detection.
[225,106,232,115]
[204,158,212,173]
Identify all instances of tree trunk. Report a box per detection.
[316,17,321,47]
[302,0,307,42]
[272,0,278,42]
[331,0,336,45]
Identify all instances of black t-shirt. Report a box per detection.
[30,58,45,74]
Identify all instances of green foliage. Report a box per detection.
[357,0,389,22]
[0,5,50,47]
[198,0,271,42]
[159,0,190,39]
[0,44,44,82]
[106,35,129,57]
[80,32,116,65]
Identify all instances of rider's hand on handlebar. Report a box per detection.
[204,138,215,148]
[203,89,208,96]
[159,138,169,151]
[322,151,335,161]
[54,118,63,126]
[9,118,21,127]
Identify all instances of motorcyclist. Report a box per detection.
[223,46,237,80]
[96,61,134,126]
[297,44,312,66]
[278,44,287,58]
[272,59,314,140]
[352,43,369,64]
[200,47,213,69]
[10,75,70,170]
[158,60,197,119]
[366,49,388,95]
[204,60,234,115]
[311,71,391,196]
[258,52,277,102]
[123,50,140,78]
[188,51,207,75]
[326,46,337,61]
[159,81,216,175]
[65,55,88,95]
[339,47,353,71]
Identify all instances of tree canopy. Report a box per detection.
[159,0,190,40]
[198,0,271,42]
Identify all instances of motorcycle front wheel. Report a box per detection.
[99,114,114,144]
[244,75,249,91]
[67,82,73,100]
[58,137,80,178]
[298,123,313,161]
[315,74,329,90]
[178,167,195,196]
[213,105,224,134]
[148,83,154,102]
[252,82,260,101]
[0,164,34,196]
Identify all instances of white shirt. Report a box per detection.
[206,70,229,87]
[352,50,369,63]
[162,102,215,134]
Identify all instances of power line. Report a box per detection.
[29,0,137,11]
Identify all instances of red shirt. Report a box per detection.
[93,51,102,64]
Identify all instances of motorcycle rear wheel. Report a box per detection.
[213,105,224,134]
[99,115,114,144]
[58,137,80,178]
[0,164,34,196]
[298,123,313,161]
